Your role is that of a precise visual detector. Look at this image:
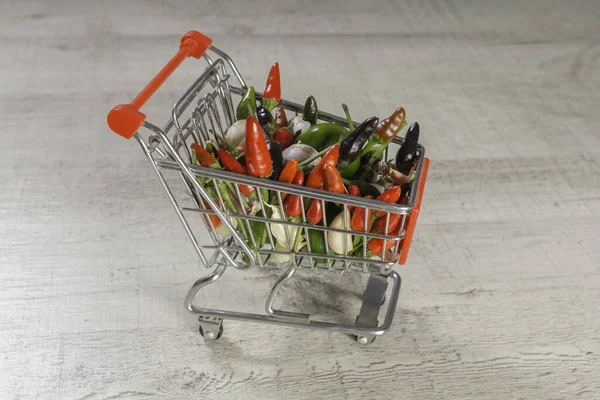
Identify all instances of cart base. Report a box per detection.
[186,264,401,345]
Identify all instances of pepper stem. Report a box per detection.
[342,103,354,131]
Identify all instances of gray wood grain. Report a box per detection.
[1,0,599,399]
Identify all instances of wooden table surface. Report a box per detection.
[1,1,599,399]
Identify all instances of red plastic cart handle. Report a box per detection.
[399,157,430,265]
[107,30,213,139]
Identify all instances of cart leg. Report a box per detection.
[355,274,389,344]
[185,262,228,340]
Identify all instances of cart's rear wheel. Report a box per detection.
[355,335,376,345]
[199,323,223,340]
[198,316,224,341]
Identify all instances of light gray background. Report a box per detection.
[1,1,599,399]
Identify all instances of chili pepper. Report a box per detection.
[367,234,398,256]
[337,116,379,170]
[323,164,345,194]
[317,144,340,170]
[264,63,281,101]
[205,141,219,159]
[375,213,401,234]
[283,194,302,218]
[346,185,360,211]
[278,160,299,185]
[274,128,293,149]
[395,122,420,175]
[348,185,360,197]
[245,116,272,178]
[203,199,222,228]
[307,199,323,224]
[283,170,304,217]
[375,107,406,142]
[256,105,276,138]
[262,62,281,112]
[306,144,339,189]
[351,195,372,231]
[191,143,218,167]
[217,149,254,197]
[375,186,401,215]
[267,140,284,180]
[277,159,299,202]
[294,123,348,151]
[275,106,288,129]
[236,86,256,121]
[302,95,318,124]
[340,156,361,179]
[308,230,327,263]
[306,168,324,190]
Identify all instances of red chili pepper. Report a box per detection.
[264,62,281,102]
[307,199,323,224]
[191,143,218,167]
[346,185,360,211]
[375,213,401,234]
[203,199,222,228]
[306,168,324,190]
[274,128,293,150]
[323,164,345,194]
[217,149,245,174]
[351,195,372,231]
[374,186,401,215]
[306,144,339,189]
[348,185,360,197]
[278,159,299,201]
[367,230,399,255]
[245,116,272,178]
[319,144,340,168]
[283,170,304,218]
[279,160,298,184]
[217,149,254,197]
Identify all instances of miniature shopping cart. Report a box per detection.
[107,30,430,344]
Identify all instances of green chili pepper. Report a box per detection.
[302,95,318,124]
[236,86,256,121]
[340,156,361,179]
[294,123,349,150]
[308,230,327,263]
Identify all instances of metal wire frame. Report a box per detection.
[119,40,431,342]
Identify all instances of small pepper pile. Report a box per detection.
[191,62,422,262]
